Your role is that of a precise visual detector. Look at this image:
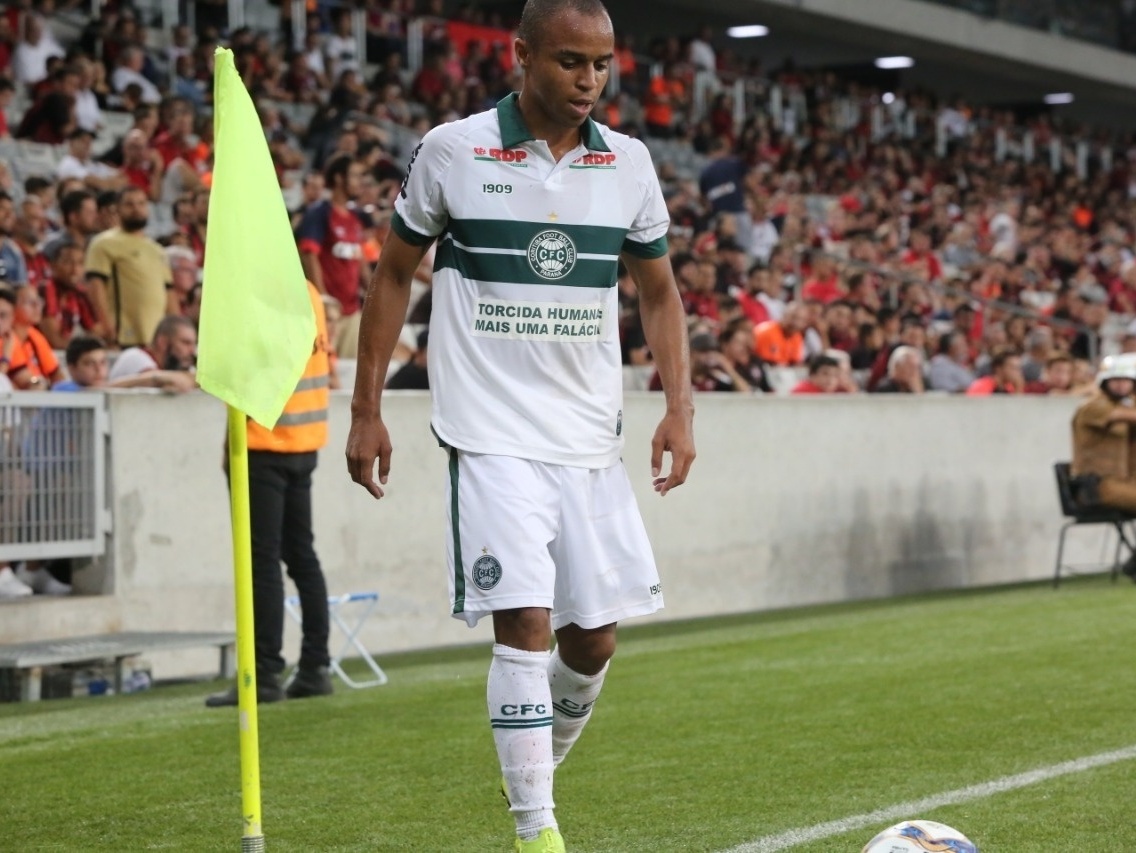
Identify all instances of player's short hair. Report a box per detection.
[517,0,611,50]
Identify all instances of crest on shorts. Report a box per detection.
[527,230,577,280]
[473,552,503,590]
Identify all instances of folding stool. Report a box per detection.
[284,591,388,687]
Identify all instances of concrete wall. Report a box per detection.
[0,391,1102,679]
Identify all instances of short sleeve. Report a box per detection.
[622,142,669,259]
[392,128,451,246]
[295,202,328,254]
[85,236,112,280]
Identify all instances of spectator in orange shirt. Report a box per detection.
[644,62,684,138]
[966,349,1024,396]
[753,302,806,366]
[8,284,64,389]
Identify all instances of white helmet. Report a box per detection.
[1098,354,1136,387]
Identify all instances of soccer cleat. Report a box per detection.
[514,828,565,853]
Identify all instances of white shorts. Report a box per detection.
[443,449,663,630]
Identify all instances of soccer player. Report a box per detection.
[345,0,695,850]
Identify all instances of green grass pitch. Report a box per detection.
[3,577,1134,851]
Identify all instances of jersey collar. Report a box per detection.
[496,93,610,152]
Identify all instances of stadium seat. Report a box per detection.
[13,141,61,181]
[1052,462,1135,587]
[284,591,388,688]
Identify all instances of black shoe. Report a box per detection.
[205,676,285,708]
[285,665,334,699]
[1123,554,1136,582]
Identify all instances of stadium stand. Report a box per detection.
[1,0,1135,601]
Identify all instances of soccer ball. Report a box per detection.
[861,819,978,853]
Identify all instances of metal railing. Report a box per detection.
[0,393,110,562]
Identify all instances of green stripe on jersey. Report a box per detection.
[622,234,669,259]
[392,211,437,246]
[435,238,618,289]
[447,218,628,257]
[449,448,465,614]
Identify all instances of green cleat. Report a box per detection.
[514,828,565,852]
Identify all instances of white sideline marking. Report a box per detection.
[722,744,1136,852]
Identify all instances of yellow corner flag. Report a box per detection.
[197,46,315,428]
[197,47,315,852]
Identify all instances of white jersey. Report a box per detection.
[393,94,669,468]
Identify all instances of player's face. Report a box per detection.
[516,10,613,130]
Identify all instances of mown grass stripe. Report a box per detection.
[722,744,1136,852]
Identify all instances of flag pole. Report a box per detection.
[227,403,264,852]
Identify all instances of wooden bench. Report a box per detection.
[0,631,236,701]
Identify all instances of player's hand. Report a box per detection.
[346,411,392,499]
[650,406,695,496]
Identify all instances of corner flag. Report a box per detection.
[197,47,315,428]
[197,47,315,851]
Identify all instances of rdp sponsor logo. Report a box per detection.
[499,704,548,715]
[570,152,617,169]
[474,147,529,166]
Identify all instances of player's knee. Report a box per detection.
[492,607,553,651]
[556,625,616,675]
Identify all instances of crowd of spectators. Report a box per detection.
[2,0,1136,594]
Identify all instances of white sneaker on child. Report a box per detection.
[16,566,72,596]
[0,566,34,598]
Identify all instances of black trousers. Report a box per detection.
[247,450,330,676]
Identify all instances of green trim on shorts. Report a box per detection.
[449,448,465,613]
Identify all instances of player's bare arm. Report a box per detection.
[345,230,430,498]
[623,251,695,495]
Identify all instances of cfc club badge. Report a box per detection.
[473,553,503,590]
[527,230,577,280]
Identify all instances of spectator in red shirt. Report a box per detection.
[40,241,97,348]
[791,353,841,394]
[120,128,165,201]
[297,153,370,358]
[0,78,14,137]
[900,228,943,282]
[152,97,204,196]
[675,252,718,323]
[800,253,843,304]
[15,195,49,291]
[966,349,1024,396]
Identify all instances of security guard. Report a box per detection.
[208,282,334,706]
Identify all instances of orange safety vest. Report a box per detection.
[247,282,330,453]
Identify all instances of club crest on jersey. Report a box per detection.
[528,230,577,280]
[472,553,503,590]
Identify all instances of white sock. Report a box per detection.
[548,645,608,767]
[488,643,557,839]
